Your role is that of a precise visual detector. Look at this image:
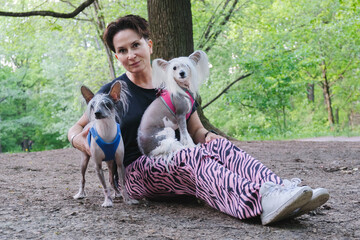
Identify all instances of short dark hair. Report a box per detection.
[103,15,150,53]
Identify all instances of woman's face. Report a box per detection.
[113,29,153,74]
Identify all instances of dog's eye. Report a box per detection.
[105,102,112,109]
[173,66,177,71]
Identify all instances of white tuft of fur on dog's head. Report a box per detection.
[152,50,209,98]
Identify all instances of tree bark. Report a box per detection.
[306,83,314,102]
[348,109,354,127]
[320,61,334,127]
[147,0,194,60]
[335,108,339,125]
[93,0,116,79]
[0,116,2,153]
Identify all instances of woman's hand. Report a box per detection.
[204,130,224,143]
[73,126,91,156]
[68,113,91,156]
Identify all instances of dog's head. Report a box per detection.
[81,81,129,123]
[152,50,209,97]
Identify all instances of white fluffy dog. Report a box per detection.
[137,50,209,162]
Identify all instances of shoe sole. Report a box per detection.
[291,191,330,218]
[261,186,312,225]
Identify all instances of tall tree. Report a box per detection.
[147,0,193,60]
[93,0,116,79]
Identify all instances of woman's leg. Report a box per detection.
[124,152,196,198]
[125,145,268,219]
[203,138,282,185]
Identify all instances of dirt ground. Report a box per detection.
[1,139,359,240]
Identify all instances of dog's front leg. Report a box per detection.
[177,115,195,147]
[105,160,121,198]
[74,152,90,199]
[94,161,113,207]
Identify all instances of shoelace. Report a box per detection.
[262,178,302,197]
[262,182,288,197]
[282,178,302,189]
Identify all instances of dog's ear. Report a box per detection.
[189,50,204,65]
[154,59,169,71]
[109,81,122,102]
[189,50,209,82]
[152,59,169,89]
[81,86,95,104]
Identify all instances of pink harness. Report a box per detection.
[158,89,195,120]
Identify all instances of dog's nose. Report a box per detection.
[95,111,103,119]
[179,71,186,78]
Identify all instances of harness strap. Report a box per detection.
[87,123,121,161]
[159,89,195,120]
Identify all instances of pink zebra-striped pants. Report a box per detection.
[124,138,282,219]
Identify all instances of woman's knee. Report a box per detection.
[205,137,233,150]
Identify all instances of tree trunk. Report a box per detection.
[147,0,231,138]
[306,83,314,102]
[282,105,287,133]
[0,116,1,152]
[348,109,354,127]
[335,108,339,124]
[93,0,116,79]
[321,61,334,127]
[147,0,194,60]
[103,43,116,79]
[196,96,236,140]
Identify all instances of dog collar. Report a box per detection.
[158,89,195,120]
[87,123,121,161]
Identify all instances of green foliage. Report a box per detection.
[0,0,148,152]
[197,0,360,140]
[0,0,359,152]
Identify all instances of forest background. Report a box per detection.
[0,0,359,153]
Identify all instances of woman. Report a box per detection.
[68,15,329,225]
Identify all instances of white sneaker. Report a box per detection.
[291,188,329,218]
[260,179,313,225]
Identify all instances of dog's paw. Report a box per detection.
[124,198,139,205]
[73,191,86,199]
[113,190,122,199]
[101,198,113,207]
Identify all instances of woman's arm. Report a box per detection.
[67,113,91,156]
[187,111,224,144]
